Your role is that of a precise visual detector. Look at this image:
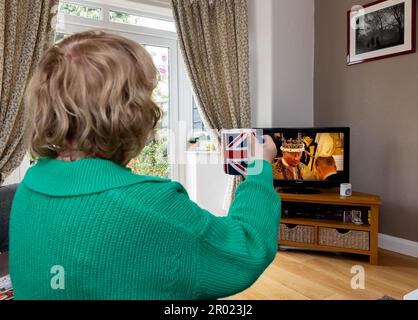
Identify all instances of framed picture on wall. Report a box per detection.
[347,0,416,65]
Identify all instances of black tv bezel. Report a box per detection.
[257,127,350,189]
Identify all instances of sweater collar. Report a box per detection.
[23,158,169,197]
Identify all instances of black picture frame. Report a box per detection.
[347,0,416,65]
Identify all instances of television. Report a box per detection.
[260,127,350,194]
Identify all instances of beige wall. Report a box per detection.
[315,0,418,242]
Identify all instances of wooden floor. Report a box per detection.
[229,248,418,300]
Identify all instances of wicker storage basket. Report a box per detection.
[279,224,314,244]
[318,227,370,251]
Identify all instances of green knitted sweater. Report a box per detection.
[9,158,281,300]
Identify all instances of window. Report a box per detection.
[148,45,170,130]
[190,97,212,151]
[133,45,170,178]
[58,2,102,20]
[109,10,176,32]
[54,32,69,43]
[192,98,205,131]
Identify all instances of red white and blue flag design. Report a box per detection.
[223,132,250,176]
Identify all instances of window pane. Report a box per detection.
[193,122,204,131]
[192,97,206,132]
[147,45,169,129]
[128,45,170,178]
[54,32,69,43]
[59,2,102,20]
[109,10,176,32]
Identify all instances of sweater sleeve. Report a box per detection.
[194,160,281,299]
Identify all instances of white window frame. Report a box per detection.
[56,0,193,183]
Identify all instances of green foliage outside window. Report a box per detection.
[109,11,131,24]
[59,2,102,20]
[128,135,169,178]
[129,45,170,178]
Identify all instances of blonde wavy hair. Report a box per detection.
[25,30,161,166]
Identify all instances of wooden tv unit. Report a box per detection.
[276,189,382,265]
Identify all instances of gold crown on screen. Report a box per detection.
[280,134,305,153]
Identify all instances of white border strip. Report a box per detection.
[379,233,418,258]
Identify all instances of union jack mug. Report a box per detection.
[221,129,265,176]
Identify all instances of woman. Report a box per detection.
[9,30,281,300]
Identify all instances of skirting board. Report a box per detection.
[379,233,418,258]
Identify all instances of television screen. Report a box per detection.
[261,128,350,189]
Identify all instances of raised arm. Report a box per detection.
[195,159,281,299]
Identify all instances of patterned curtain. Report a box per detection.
[0,0,58,185]
[170,0,251,209]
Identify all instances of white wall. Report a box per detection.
[249,0,315,128]
[248,0,274,127]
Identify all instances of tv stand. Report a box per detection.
[276,188,382,265]
[279,187,321,195]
